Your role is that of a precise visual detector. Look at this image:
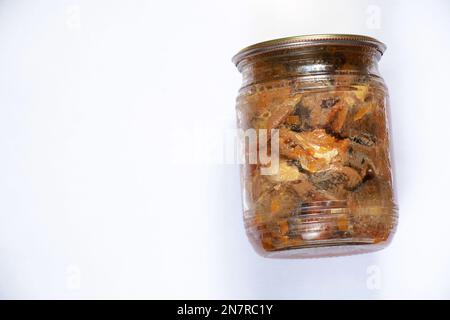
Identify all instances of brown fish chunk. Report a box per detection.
[279,128,349,172]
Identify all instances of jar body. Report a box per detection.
[235,40,397,258]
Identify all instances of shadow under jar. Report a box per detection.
[233,35,398,258]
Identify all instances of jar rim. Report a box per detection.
[232,34,386,67]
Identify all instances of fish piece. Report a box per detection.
[251,94,302,130]
[236,86,295,130]
[339,95,387,141]
[352,85,370,101]
[346,141,378,179]
[254,184,300,217]
[279,128,349,172]
[327,102,349,134]
[252,103,293,130]
[309,165,363,199]
[291,180,338,203]
[349,177,394,208]
[292,93,339,130]
[266,159,307,183]
[290,91,362,134]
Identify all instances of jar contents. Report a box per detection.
[237,77,396,257]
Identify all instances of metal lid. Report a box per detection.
[232,34,386,66]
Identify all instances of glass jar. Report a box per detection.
[233,34,397,258]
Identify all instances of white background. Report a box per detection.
[0,0,449,299]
